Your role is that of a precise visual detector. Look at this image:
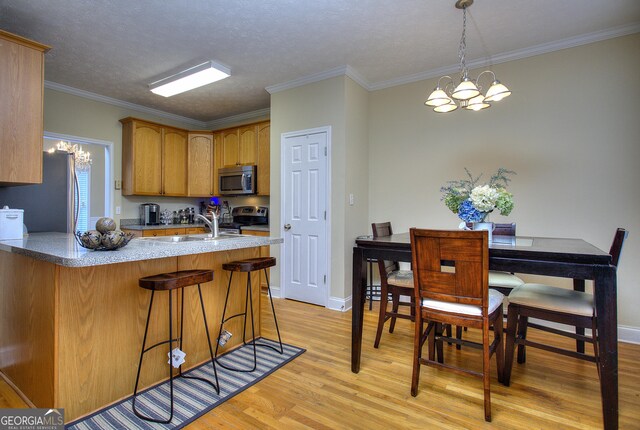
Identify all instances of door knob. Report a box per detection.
[284,224,291,231]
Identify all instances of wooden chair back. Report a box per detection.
[610,228,628,267]
[372,222,398,275]
[410,229,489,310]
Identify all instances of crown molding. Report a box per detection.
[206,108,271,129]
[368,22,640,91]
[44,81,208,128]
[265,65,371,94]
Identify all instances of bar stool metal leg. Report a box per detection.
[263,268,283,354]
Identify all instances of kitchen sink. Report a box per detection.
[140,232,242,242]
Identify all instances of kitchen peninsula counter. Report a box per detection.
[0,232,281,267]
[0,232,282,422]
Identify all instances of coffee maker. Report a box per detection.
[140,203,160,225]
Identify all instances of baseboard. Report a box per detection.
[327,295,352,312]
[264,284,281,298]
[618,325,640,344]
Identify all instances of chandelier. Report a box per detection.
[49,141,93,171]
[425,0,511,113]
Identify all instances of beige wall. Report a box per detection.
[43,89,205,224]
[369,34,640,329]
[270,75,369,303]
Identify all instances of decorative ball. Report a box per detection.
[101,230,126,248]
[80,230,102,249]
[95,217,117,234]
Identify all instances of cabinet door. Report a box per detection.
[213,132,223,196]
[162,128,188,196]
[256,122,270,196]
[142,229,167,237]
[238,125,257,165]
[221,129,239,167]
[0,32,49,185]
[188,133,213,197]
[133,122,162,195]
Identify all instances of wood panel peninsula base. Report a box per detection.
[0,233,281,422]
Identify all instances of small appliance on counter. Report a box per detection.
[0,206,24,240]
[140,203,160,225]
[218,206,268,234]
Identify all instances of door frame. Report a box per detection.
[279,126,332,307]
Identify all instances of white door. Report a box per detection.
[281,129,329,306]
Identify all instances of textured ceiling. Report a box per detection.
[1,0,639,123]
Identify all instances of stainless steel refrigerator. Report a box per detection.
[0,151,76,233]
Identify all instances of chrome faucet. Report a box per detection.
[195,213,219,237]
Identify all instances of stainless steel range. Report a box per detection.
[218,206,268,234]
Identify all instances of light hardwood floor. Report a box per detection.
[2,295,639,429]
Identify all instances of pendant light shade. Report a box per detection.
[484,80,512,102]
[452,78,480,100]
[465,94,490,111]
[434,100,458,113]
[425,87,451,107]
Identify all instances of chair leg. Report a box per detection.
[455,326,463,350]
[516,315,528,364]
[435,323,444,364]
[373,283,389,348]
[263,268,283,354]
[214,272,234,360]
[494,305,505,384]
[411,313,423,397]
[504,304,519,387]
[482,318,492,422]
[389,292,400,333]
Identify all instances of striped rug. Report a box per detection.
[66,339,304,430]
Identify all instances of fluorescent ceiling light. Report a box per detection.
[149,60,230,97]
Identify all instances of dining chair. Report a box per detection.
[410,228,505,422]
[488,223,524,295]
[503,228,628,385]
[372,222,415,348]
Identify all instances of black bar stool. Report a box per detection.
[215,257,282,372]
[132,269,220,424]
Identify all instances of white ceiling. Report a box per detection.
[1,0,639,125]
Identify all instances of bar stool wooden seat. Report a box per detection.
[133,269,220,424]
[215,256,283,372]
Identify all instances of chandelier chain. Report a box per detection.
[458,6,468,80]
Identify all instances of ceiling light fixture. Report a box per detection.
[149,60,230,97]
[425,0,511,113]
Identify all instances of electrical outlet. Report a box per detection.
[114,180,121,190]
[115,206,121,215]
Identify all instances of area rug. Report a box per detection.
[66,338,304,430]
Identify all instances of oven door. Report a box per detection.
[218,166,256,195]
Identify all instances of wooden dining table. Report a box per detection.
[351,233,618,430]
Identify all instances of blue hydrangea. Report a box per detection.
[457,199,486,223]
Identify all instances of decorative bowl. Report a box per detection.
[75,230,134,251]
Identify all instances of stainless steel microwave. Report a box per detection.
[218,165,256,195]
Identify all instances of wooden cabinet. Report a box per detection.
[219,125,257,167]
[187,132,214,197]
[122,227,204,237]
[214,121,270,195]
[120,117,187,196]
[242,230,271,289]
[0,30,50,185]
[256,122,270,196]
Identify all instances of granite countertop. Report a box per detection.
[121,222,208,231]
[0,232,283,268]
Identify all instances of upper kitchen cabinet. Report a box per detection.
[187,132,214,197]
[256,122,270,196]
[220,125,257,167]
[120,117,188,196]
[0,30,51,185]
